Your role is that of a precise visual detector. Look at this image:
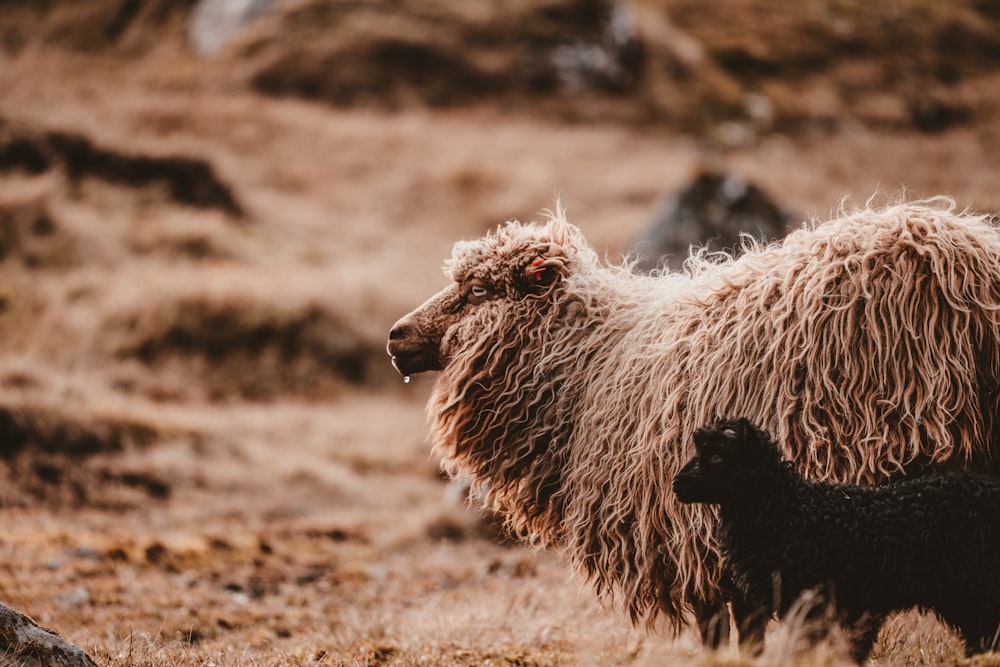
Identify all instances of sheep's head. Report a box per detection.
[672,417,780,504]
[387,216,580,378]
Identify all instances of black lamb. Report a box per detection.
[672,417,1000,662]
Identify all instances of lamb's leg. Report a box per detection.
[844,613,884,664]
[980,390,1000,478]
[935,596,1000,656]
[949,616,1000,655]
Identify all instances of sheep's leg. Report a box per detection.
[694,602,731,649]
[731,594,767,656]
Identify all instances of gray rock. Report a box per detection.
[551,1,643,93]
[0,601,98,667]
[632,170,792,273]
[189,0,281,56]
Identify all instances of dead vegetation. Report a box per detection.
[208,0,1000,135]
[0,0,998,665]
[113,287,389,400]
[241,0,643,112]
[0,116,243,216]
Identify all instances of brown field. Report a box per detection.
[2,1,1000,665]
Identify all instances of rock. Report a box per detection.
[0,601,98,667]
[243,0,646,112]
[189,0,281,56]
[549,1,643,93]
[631,170,792,273]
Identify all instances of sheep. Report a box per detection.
[385,199,1000,641]
[672,416,1000,661]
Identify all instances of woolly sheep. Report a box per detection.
[673,417,1000,660]
[386,200,1000,639]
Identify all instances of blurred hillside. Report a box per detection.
[4,0,1000,135]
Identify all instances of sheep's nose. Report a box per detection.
[388,322,409,341]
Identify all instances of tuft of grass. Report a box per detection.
[872,609,967,666]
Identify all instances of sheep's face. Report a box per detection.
[387,221,573,378]
[672,417,768,504]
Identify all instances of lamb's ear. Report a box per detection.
[523,256,565,290]
[735,418,774,454]
[692,426,711,447]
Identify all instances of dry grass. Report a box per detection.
[1,1,1000,665]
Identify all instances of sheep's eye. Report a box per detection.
[467,280,493,305]
[708,453,725,466]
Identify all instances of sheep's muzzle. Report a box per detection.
[387,316,443,376]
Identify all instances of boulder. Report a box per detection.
[0,602,98,667]
[632,170,791,273]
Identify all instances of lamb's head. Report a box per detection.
[387,215,583,378]
[673,417,781,504]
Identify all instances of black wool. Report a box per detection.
[673,417,1000,662]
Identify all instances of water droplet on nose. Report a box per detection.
[404,376,411,384]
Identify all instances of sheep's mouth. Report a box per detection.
[386,341,442,376]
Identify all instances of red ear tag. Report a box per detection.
[530,257,546,281]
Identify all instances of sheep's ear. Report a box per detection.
[523,256,565,289]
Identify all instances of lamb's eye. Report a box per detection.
[708,453,725,466]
